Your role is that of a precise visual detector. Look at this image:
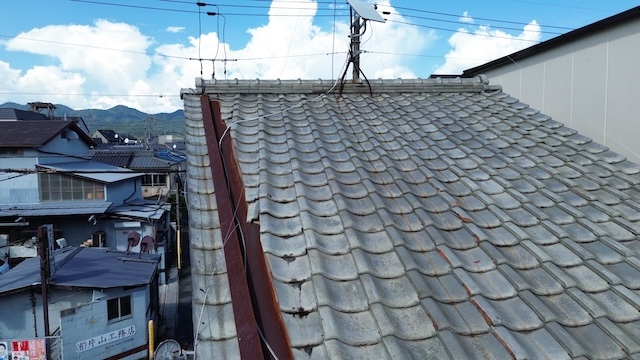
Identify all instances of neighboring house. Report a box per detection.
[91,145,185,199]
[0,114,171,283]
[0,246,160,359]
[0,108,51,121]
[182,77,640,359]
[92,129,138,145]
[462,6,640,164]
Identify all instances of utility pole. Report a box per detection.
[37,225,51,337]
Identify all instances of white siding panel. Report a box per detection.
[571,35,608,144]
[605,25,640,163]
[542,51,573,126]
[520,62,545,111]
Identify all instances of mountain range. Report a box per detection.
[0,102,184,138]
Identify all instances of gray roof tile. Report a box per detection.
[493,326,570,360]
[500,264,565,295]
[439,245,496,272]
[453,268,517,300]
[382,336,450,360]
[595,318,640,355]
[472,295,544,331]
[319,306,380,345]
[480,242,540,270]
[520,290,592,326]
[438,330,513,360]
[422,298,490,335]
[547,322,627,359]
[313,276,369,312]
[371,303,437,340]
[322,339,389,360]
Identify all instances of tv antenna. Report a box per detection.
[346,0,385,82]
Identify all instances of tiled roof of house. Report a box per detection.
[0,120,94,148]
[91,148,181,170]
[182,77,640,359]
[91,148,184,170]
[0,108,48,121]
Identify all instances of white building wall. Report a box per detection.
[0,149,39,204]
[480,20,640,163]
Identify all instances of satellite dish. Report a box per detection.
[140,236,155,253]
[127,231,140,251]
[125,138,130,144]
[154,339,182,360]
[346,0,385,22]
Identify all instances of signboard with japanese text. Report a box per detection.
[75,325,136,353]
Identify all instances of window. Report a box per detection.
[0,148,23,156]
[39,173,105,201]
[142,174,167,187]
[107,295,132,321]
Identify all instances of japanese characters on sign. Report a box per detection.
[75,325,136,353]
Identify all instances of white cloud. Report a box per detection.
[434,20,541,75]
[221,0,435,80]
[166,26,185,33]
[459,11,474,24]
[0,0,437,112]
[5,20,152,90]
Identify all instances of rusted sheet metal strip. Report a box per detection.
[208,99,293,360]
[200,95,264,360]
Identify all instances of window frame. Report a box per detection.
[107,295,132,322]
[39,173,105,202]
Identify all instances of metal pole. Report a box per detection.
[37,226,51,337]
[148,320,155,359]
[351,10,361,82]
[176,176,182,271]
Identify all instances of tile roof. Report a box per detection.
[91,148,183,170]
[0,120,94,148]
[0,108,48,121]
[182,77,640,359]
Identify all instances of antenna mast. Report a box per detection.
[346,0,385,82]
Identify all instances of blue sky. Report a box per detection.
[0,0,638,112]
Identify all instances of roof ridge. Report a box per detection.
[182,75,498,95]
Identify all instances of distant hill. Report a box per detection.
[0,102,184,138]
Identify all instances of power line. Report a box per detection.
[382,5,574,31]
[385,19,543,43]
[386,12,563,36]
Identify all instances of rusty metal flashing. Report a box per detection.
[200,95,292,360]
